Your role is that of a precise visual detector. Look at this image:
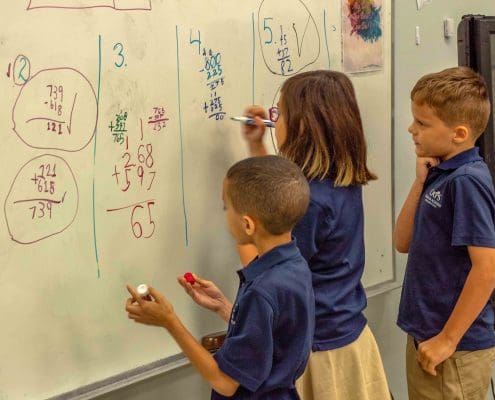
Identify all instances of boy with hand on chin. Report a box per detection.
[126,155,315,399]
[395,67,495,399]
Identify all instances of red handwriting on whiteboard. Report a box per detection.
[106,107,167,239]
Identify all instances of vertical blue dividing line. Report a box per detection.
[323,10,331,69]
[92,34,102,278]
[175,26,189,246]
[251,12,255,104]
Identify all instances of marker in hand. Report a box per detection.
[137,283,153,301]
[230,116,275,128]
[184,272,196,285]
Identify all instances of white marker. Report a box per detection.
[230,116,275,128]
[137,284,152,301]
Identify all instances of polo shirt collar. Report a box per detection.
[437,147,482,171]
[238,240,299,282]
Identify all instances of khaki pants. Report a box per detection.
[296,325,390,400]
[406,335,495,400]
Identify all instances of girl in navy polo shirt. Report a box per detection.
[237,70,390,400]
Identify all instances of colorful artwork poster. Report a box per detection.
[342,0,383,73]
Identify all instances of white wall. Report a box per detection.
[96,2,495,399]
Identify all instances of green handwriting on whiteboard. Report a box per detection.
[113,43,126,68]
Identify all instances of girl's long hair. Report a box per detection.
[279,70,376,186]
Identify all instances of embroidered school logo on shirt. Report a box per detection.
[425,189,442,208]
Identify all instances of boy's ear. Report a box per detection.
[452,125,470,144]
[242,215,256,236]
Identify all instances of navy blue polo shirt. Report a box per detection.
[398,147,495,350]
[292,178,367,351]
[212,240,315,399]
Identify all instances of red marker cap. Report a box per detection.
[184,272,196,284]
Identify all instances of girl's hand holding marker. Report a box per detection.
[230,116,275,128]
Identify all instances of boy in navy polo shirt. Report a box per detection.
[395,67,495,399]
[126,155,315,399]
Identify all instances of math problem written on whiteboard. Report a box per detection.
[0,1,392,398]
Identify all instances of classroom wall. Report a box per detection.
[96,1,495,399]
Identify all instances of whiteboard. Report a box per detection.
[0,0,392,398]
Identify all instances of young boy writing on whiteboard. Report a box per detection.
[395,67,495,399]
[126,155,315,399]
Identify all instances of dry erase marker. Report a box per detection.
[137,284,153,301]
[230,116,275,128]
[184,272,196,284]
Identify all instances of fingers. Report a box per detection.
[242,106,267,142]
[194,274,212,288]
[126,285,143,306]
[126,297,143,322]
[125,297,141,312]
[418,157,440,168]
[128,313,151,326]
[425,364,437,376]
[148,287,163,302]
[126,286,172,328]
[244,105,267,119]
[254,116,267,130]
[125,297,134,308]
[416,348,438,376]
[425,157,440,168]
[177,277,195,295]
[419,358,437,376]
[177,273,200,284]
[177,276,188,287]
[177,273,211,289]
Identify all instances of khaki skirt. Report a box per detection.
[296,325,390,400]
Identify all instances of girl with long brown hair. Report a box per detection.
[241,70,390,400]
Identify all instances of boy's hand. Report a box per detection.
[125,285,176,329]
[416,333,457,376]
[242,105,268,155]
[177,274,232,320]
[416,157,440,184]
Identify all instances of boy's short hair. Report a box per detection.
[225,155,310,235]
[411,66,491,138]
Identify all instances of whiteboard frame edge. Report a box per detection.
[47,354,190,400]
[364,0,398,299]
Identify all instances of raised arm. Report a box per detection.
[394,157,439,253]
